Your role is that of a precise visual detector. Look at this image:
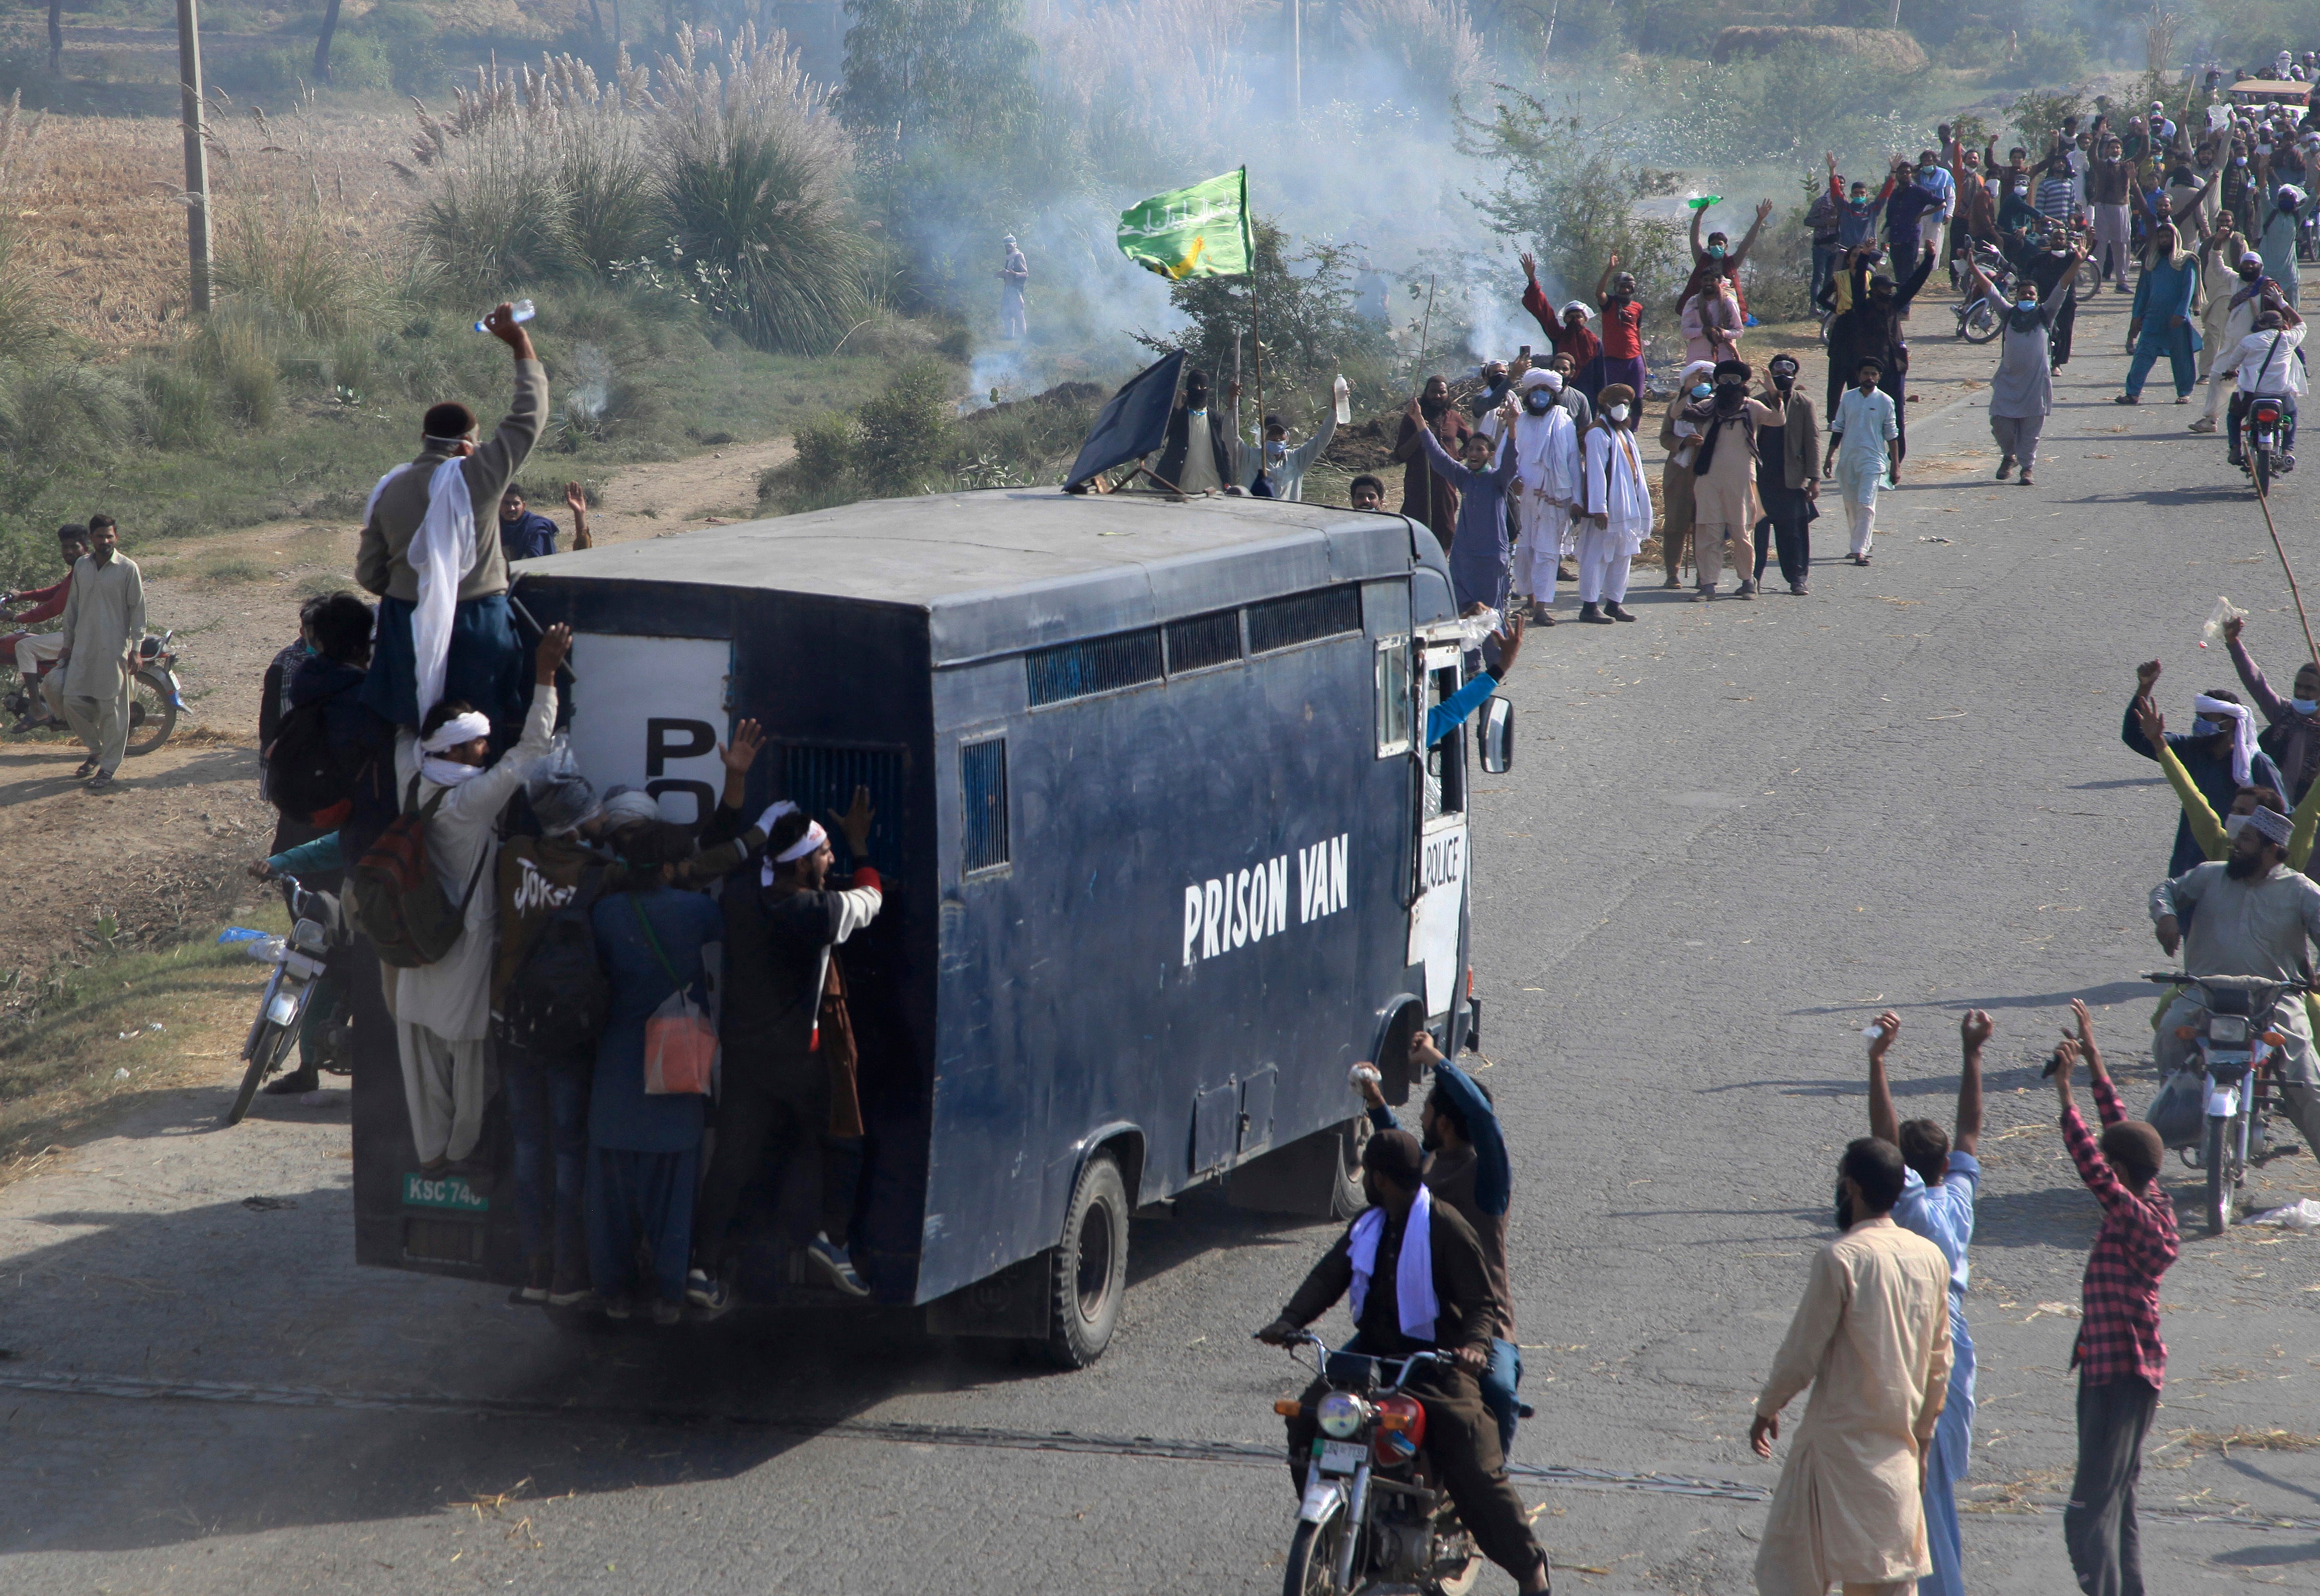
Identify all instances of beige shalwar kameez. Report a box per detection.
[1754,1216,1953,1596]
[1688,399,1778,589]
[55,553,145,777]
[384,682,559,1165]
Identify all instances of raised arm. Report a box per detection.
[1866,1008,1903,1145]
[1955,1011,1988,1156]
[1729,198,1775,268]
[2040,243,2085,306]
[1895,241,1938,304]
[1688,205,1707,263]
[1595,253,1620,302]
[2143,700,2228,860]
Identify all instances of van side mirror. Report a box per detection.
[1478,696,1514,774]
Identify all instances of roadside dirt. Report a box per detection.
[0,435,793,992]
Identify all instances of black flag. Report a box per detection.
[1065,350,1184,490]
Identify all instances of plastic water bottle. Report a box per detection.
[473,298,535,334]
[1332,374,1351,426]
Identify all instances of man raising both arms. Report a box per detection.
[1864,1009,1987,1596]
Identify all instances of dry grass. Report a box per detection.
[2151,1426,2320,1461]
[12,100,418,351]
[1960,1463,2073,1515]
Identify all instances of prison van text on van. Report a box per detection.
[1182,833,1351,968]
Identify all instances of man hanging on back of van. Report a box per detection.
[690,791,884,1313]
[356,303,546,742]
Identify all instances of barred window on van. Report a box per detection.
[1247,585,1362,654]
[1026,628,1164,706]
[961,738,1009,874]
[1164,609,1242,674]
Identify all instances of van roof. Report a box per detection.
[516,488,1442,665]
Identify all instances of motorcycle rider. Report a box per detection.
[2,523,91,731]
[2151,805,2320,1159]
[1351,1029,1524,1453]
[1256,1129,1551,1595]
[2226,290,2305,472]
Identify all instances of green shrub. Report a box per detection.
[139,365,219,451]
[190,315,283,429]
[0,358,133,513]
[329,33,394,92]
[655,29,872,352]
[418,121,579,292]
[852,359,954,495]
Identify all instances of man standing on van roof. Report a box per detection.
[1153,369,1240,495]
[356,302,545,739]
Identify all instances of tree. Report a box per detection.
[1133,218,1391,431]
[838,0,1037,154]
[314,0,343,83]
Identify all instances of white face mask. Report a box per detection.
[1606,403,1630,422]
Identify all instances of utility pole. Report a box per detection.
[174,0,211,313]
[1291,0,1301,121]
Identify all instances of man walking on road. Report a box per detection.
[1750,1137,1952,1596]
[52,513,144,793]
[1865,1010,1987,1596]
[2049,1012,2177,1596]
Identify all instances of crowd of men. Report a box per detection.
[13,75,2320,1596]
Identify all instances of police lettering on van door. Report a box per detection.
[1182,833,1350,967]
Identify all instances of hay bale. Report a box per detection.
[1709,26,1928,72]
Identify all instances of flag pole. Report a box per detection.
[2254,474,2320,671]
[1246,171,1264,469]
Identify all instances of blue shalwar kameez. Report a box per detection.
[1894,1150,1980,1596]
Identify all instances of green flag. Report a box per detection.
[1117,168,1252,282]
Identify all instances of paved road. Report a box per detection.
[5,290,2318,1594]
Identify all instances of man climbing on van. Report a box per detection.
[691,789,884,1311]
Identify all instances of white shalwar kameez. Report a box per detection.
[1580,422,1654,605]
[1509,399,1582,605]
[384,683,558,1165]
[1832,385,1898,558]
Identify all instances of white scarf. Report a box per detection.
[1347,1184,1438,1343]
[368,456,476,724]
[2192,693,2257,785]
[1513,402,1579,504]
[420,756,486,788]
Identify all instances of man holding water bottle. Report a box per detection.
[356,301,546,739]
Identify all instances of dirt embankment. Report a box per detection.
[0,436,795,993]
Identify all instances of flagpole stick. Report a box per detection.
[2254,474,2320,671]
[1251,270,1265,472]
[1418,272,1436,368]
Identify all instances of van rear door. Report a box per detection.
[563,633,734,824]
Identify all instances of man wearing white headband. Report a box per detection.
[382,624,571,1181]
[356,302,547,736]
[2151,801,2320,1164]
[690,787,885,1311]
[2125,658,2284,877]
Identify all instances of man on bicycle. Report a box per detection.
[2151,805,2320,1155]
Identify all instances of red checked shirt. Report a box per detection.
[2061,1072,2180,1388]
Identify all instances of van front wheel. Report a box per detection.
[1045,1150,1128,1368]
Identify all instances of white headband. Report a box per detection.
[419,710,491,752]
[2193,694,2257,787]
[773,819,828,865]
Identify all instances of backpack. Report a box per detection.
[498,864,612,1066]
[350,776,489,968]
[266,696,359,823]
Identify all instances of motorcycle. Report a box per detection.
[2144,971,2305,1234]
[1269,1332,1483,1596]
[1,627,183,755]
[1951,243,2014,345]
[2244,395,2294,496]
[228,873,350,1125]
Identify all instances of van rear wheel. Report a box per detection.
[1044,1150,1127,1368]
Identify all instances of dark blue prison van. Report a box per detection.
[349,488,1501,1365]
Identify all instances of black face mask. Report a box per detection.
[1186,384,1210,408]
[1770,370,1796,391]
